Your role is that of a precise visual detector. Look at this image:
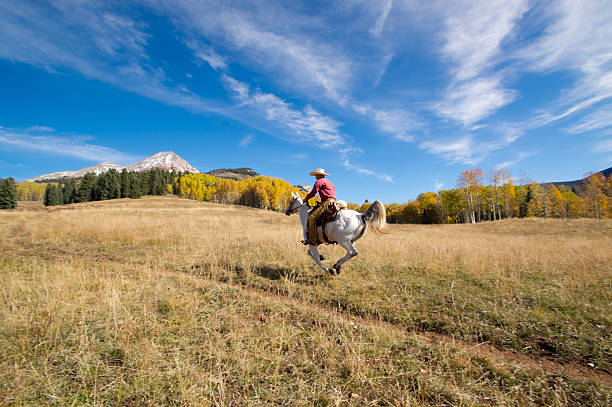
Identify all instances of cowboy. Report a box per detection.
[303,168,336,245]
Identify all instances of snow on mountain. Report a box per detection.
[126,151,199,173]
[26,152,199,181]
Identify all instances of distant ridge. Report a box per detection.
[206,168,258,181]
[26,151,199,182]
[548,166,611,192]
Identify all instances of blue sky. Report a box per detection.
[0,0,611,203]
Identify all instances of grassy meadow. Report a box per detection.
[0,196,610,406]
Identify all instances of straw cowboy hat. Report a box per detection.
[309,168,330,176]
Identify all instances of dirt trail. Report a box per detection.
[180,267,612,387]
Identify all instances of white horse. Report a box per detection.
[285,193,387,274]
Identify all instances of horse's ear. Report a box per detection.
[291,192,297,198]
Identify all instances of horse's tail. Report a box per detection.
[363,200,388,234]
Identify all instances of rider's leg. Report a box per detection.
[307,205,324,245]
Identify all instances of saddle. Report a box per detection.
[314,201,346,244]
[316,204,339,226]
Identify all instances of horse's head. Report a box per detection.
[285,192,304,216]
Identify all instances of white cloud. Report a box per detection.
[496,152,536,169]
[434,180,444,190]
[431,0,527,126]
[353,104,420,142]
[145,0,354,103]
[593,138,612,153]
[0,125,138,163]
[343,159,394,183]
[567,104,612,134]
[0,1,227,119]
[420,126,521,165]
[370,0,393,38]
[434,77,518,126]
[186,39,227,70]
[239,134,254,147]
[420,136,477,165]
[441,0,529,81]
[517,0,612,126]
[223,75,345,148]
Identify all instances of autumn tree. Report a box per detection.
[439,189,464,223]
[581,172,607,218]
[457,169,483,223]
[16,182,47,201]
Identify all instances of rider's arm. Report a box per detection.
[304,180,321,202]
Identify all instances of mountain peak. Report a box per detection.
[127,151,199,173]
[26,151,199,181]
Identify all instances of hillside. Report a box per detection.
[0,196,610,405]
[206,167,258,181]
[549,166,612,192]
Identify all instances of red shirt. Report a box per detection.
[305,177,336,202]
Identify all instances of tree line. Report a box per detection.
[4,167,611,222]
[41,168,173,206]
[11,169,300,212]
[383,169,611,224]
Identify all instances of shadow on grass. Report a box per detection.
[252,264,328,285]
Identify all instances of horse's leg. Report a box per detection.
[307,245,331,273]
[332,240,358,274]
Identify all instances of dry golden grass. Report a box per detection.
[0,196,610,406]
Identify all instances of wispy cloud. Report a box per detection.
[222,75,393,182]
[370,0,393,38]
[420,126,521,165]
[420,135,477,165]
[146,0,354,104]
[342,158,394,183]
[0,1,227,118]
[0,125,138,163]
[434,77,518,126]
[353,104,421,142]
[223,75,346,148]
[433,0,528,126]
[567,104,612,134]
[239,134,254,147]
[517,0,612,127]
[186,39,227,70]
[593,138,612,154]
[496,152,536,169]
[441,0,529,82]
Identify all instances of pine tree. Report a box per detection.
[128,172,142,198]
[63,179,75,204]
[44,183,62,206]
[0,177,17,209]
[77,173,96,202]
[44,183,52,206]
[108,169,121,199]
[120,168,130,198]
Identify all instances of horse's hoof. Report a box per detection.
[328,267,340,275]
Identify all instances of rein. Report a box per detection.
[289,202,307,213]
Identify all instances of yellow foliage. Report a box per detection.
[174,173,298,211]
[16,182,49,201]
